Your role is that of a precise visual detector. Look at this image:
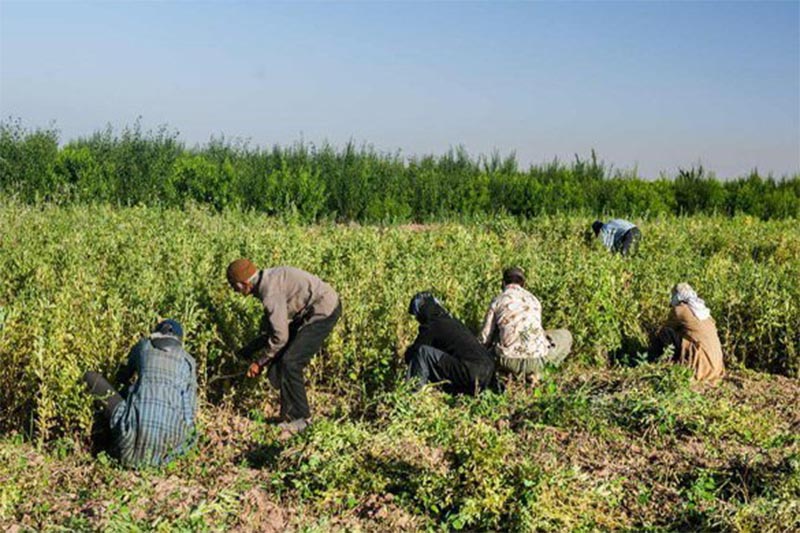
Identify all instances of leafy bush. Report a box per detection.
[0,119,60,201]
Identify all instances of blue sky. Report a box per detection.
[1,1,798,178]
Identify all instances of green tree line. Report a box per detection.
[2,119,798,221]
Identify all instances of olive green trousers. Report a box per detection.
[497,329,573,377]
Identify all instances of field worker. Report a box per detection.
[650,283,725,384]
[82,319,197,468]
[227,259,341,437]
[405,292,499,395]
[478,267,572,380]
[592,218,642,256]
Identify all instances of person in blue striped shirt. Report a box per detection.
[83,319,197,468]
[592,219,642,256]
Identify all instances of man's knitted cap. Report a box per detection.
[227,258,258,286]
[154,319,183,339]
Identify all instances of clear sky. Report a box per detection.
[1,1,798,178]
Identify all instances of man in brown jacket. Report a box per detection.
[650,283,725,384]
[227,259,342,435]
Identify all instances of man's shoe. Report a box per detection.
[277,418,310,439]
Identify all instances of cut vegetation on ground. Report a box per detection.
[2,366,798,531]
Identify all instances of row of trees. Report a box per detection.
[1,119,798,221]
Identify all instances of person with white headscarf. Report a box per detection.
[651,283,725,384]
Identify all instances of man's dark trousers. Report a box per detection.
[620,227,642,256]
[84,371,124,419]
[406,344,484,395]
[268,302,342,421]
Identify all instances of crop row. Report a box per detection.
[0,200,797,441]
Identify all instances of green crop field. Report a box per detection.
[1,199,799,531]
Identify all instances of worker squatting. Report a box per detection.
[83,219,724,468]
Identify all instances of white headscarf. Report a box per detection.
[671,283,711,321]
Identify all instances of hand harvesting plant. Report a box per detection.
[226,258,342,437]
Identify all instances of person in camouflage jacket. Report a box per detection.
[479,267,572,379]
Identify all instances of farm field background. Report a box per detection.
[0,200,798,530]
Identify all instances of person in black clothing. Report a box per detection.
[405,292,498,395]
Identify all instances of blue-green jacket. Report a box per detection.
[110,333,197,467]
[599,219,636,252]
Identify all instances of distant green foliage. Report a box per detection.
[1,120,798,220]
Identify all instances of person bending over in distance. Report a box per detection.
[650,283,725,385]
[83,319,197,468]
[405,292,500,395]
[478,267,572,381]
[227,259,341,437]
[592,218,641,256]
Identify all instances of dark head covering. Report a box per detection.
[154,319,183,340]
[592,220,604,236]
[408,292,447,322]
[502,267,526,287]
